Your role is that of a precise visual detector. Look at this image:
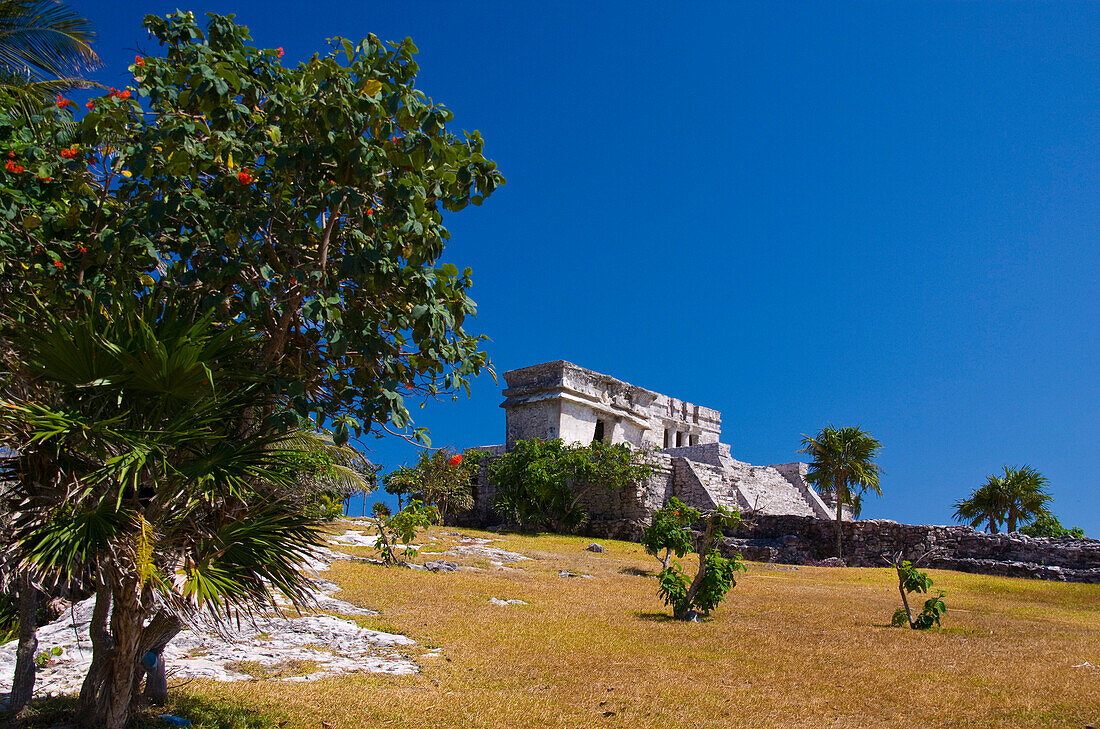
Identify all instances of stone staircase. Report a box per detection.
[670,444,827,518]
[720,460,818,517]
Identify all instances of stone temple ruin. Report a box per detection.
[466,361,845,538]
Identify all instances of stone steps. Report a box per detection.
[717,458,818,518]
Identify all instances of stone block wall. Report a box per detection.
[717,514,1100,583]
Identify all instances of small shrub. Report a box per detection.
[648,501,745,620]
[1019,512,1086,538]
[372,499,438,565]
[383,448,484,521]
[888,554,947,629]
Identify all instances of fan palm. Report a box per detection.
[953,473,1010,533]
[0,0,101,113]
[1001,465,1051,533]
[953,466,1051,534]
[799,425,882,559]
[1,296,329,729]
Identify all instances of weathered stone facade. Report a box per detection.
[501,361,721,451]
[467,361,835,535]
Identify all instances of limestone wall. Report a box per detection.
[717,514,1100,583]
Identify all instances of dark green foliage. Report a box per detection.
[693,550,746,615]
[648,501,745,620]
[1019,511,1086,539]
[0,10,504,442]
[656,562,688,612]
[890,557,947,630]
[488,439,653,532]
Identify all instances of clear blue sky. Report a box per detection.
[72,1,1100,533]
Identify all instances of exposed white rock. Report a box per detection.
[488,598,527,606]
[446,545,530,564]
[0,529,419,699]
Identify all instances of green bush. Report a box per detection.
[642,497,698,569]
[372,499,438,565]
[1019,512,1086,538]
[383,448,484,522]
[648,501,745,620]
[488,439,653,532]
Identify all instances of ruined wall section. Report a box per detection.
[717,515,1100,583]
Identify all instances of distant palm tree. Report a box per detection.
[953,465,1051,533]
[0,0,100,110]
[799,425,882,559]
[953,474,1009,533]
[1001,465,1051,533]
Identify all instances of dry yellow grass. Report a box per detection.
[178,524,1100,729]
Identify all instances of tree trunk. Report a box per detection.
[101,579,143,729]
[1007,507,1018,533]
[136,610,183,706]
[9,573,38,715]
[896,574,914,628]
[675,517,720,620]
[78,585,112,721]
[988,516,997,534]
[835,495,844,560]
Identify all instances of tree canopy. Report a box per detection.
[1,10,504,443]
[954,465,1053,534]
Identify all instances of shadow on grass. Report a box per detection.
[634,611,677,623]
[0,693,286,729]
[619,567,654,577]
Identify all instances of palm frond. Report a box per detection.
[0,0,100,83]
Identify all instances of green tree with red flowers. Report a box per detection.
[0,10,502,728]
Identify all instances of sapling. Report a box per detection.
[648,501,746,620]
[372,500,439,565]
[886,551,947,629]
[642,497,697,569]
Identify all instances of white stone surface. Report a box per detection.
[0,530,419,698]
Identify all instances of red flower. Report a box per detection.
[134,55,145,66]
[78,245,87,253]
[59,147,78,159]
[85,101,94,110]
[52,260,64,269]
[237,169,253,185]
[366,207,374,216]
[38,175,52,182]
[277,47,284,58]
[392,135,402,143]
[7,151,14,157]
[5,160,23,173]
[55,94,73,109]
[448,454,463,466]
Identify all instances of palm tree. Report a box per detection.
[0,0,100,110]
[953,474,1009,533]
[799,425,882,559]
[1,296,329,728]
[953,466,1051,534]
